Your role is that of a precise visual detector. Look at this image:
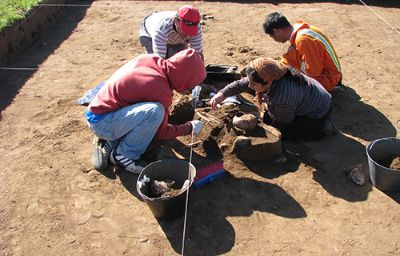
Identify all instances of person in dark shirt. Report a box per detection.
[210,57,334,140]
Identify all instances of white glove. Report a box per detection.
[190,120,204,135]
[191,85,202,100]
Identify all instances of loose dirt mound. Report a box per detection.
[149,82,282,169]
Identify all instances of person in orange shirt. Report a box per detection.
[263,12,342,92]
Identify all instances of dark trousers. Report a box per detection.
[263,108,332,140]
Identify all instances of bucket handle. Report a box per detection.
[368,137,398,152]
[368,139,378,152]
[137,175,151,190]
[179,179,191,193]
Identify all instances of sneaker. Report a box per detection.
[110,150,147,174]
[92,136,114,171]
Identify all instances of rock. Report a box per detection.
[346,165,366,186]
[232,114,257,130]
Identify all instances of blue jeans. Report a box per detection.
[88,102,165,160]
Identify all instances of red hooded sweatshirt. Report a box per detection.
[88,49,206,139]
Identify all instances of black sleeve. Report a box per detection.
[219,77,253,97]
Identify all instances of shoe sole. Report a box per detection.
[92,137,112,171]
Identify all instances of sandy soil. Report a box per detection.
[1,1,400,255]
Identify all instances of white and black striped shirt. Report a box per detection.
[139,11,203,59]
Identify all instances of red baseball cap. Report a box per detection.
[177,5,201,37]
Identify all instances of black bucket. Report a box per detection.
[366,137,400,192]
[205,64,242,82]
[136,159,196,220]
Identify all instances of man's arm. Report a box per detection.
[189,26,203,60]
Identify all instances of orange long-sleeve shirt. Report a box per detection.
[281,21,342,92]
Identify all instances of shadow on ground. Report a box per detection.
[118,139,306,254]
[0,1,91,117]
[279,84,396,202]
[332,85,397,141]
[385,192,400,203]
[118,82,398,253]
[156,171,306,255]
[236,83,397,204]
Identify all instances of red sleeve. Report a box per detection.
[155,113,190,140]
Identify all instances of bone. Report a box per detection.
[195,110,221,124]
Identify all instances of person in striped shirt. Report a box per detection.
[209,57,334,140]
[139,5,204,60]
[263,12,342,92]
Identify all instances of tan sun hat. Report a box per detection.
[250,57,287,82]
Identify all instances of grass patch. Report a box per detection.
[0,0,43,32]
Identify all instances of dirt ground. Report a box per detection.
[1,1,400,255]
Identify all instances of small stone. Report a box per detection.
[346,165,366,186]
[73,210,92,225]
[139,238,149,243]
[232,114,257,130]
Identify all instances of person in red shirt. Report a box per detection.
[263,12,342,92]
[86,49,206,173]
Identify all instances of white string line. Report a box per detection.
[356,0,400,35]
[181,125,196,256]
[0,67,39,70]
[6,0,400,36]
[9,0,51,33]
[6,1,151,39]
[0,67,385,81]
[1,2,398,72]
[36,3,134,7]
[0,67,108,71]
[0,67,347,78]
[180,0,204,251]
[32,1,400,36]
